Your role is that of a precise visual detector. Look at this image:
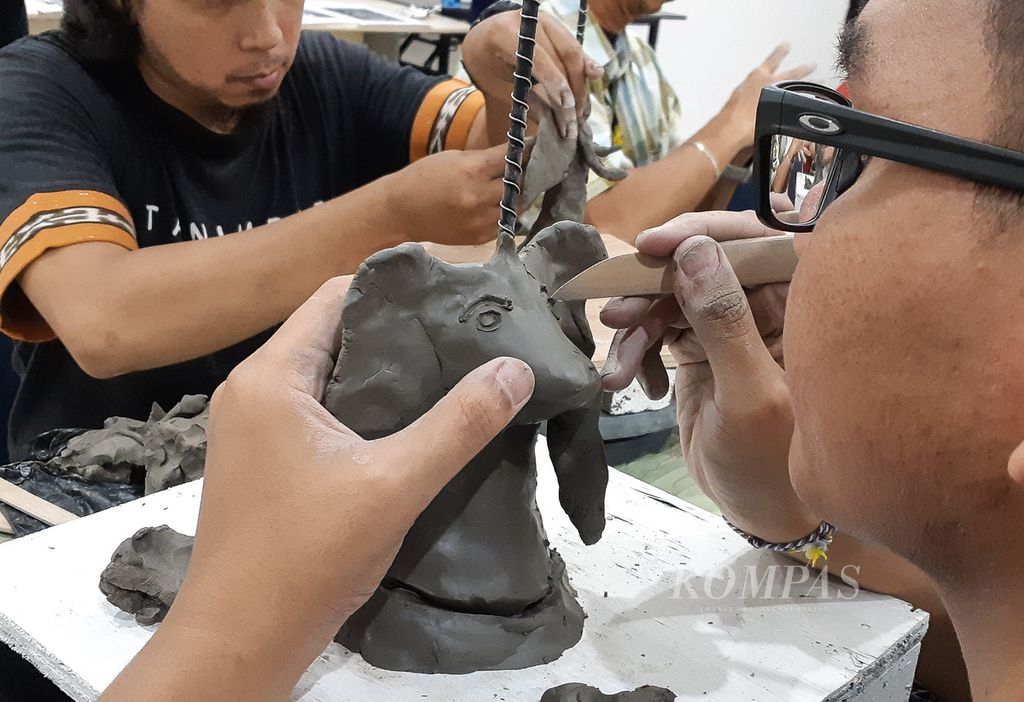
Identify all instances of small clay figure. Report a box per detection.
[520,115,628,237]
[327,222,611,673]
[99,525,194,625]
[541,683,677,702]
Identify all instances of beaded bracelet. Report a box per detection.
[725,518,837,568]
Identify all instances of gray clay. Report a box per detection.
[326,221,611,673]
[521,115,628,237]
[541,683,677,702]
[50,395,209,494]
[95,225,611,675]
[99,525,193,625]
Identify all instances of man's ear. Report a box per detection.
[324,244,446,438]
[1008,441,1024,485]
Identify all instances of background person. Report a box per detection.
[0,0,594,460]
[532,0,814,243]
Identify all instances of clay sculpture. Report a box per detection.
[99,525,194,625]
[327,221,611,673]
[96,223,610,675]
[520,115,627,238]
[541,683,677,701]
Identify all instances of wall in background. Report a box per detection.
[641,0,849,139]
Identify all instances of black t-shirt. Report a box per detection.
[0,30,465,459]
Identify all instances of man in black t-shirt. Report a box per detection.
[0,2,27,49]
[0,0,601,458]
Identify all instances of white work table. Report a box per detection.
[0,441,926,701]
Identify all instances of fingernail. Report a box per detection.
[602,298,623,313]
[635,229,653,247]
[496,359,534,410]
[675,238,720,278]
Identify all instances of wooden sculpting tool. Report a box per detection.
[552,234,797,301]
[0,478,78,528]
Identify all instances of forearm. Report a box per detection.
[585,118,748,244]
[99,584,342,702]
[22,178,406,377]
[697,178,741,213]
[466,101,541,151]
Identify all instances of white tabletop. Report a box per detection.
[0,441,927,701]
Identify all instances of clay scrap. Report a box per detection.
[0,396,210,536]
[51,394,209,495]
[540,683,677,701]
[99,525,193,625]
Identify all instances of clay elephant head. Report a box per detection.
[325,221,609,544]
[324,222,611,674]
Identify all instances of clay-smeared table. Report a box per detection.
[0,442,927,702]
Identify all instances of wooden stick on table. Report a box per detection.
[0,510,13,536]
[0,479,77,528]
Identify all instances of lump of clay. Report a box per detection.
[541,683,677,702]
[521,114,628,237]
[326,222,611,674]
[50,395,209,494]
[99,525,194,625]
[2,396,210,536]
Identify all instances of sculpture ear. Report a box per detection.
[519,221,608,292]
[324,244,446,438]
[546,395,608,545]
[520,221,607,358]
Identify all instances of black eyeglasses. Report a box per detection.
[753,81,1024,232]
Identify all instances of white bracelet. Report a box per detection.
[689,140,722,179]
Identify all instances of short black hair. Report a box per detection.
[60,0,139,63]
[986,0,1024,152]
[846,0,868,24]
[836,14,869,83]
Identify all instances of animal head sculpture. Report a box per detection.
[325,222,606,438]
[324,223,611,674]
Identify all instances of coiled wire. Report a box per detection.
[575,0,588,44]
[496,0,589,247]
[497,0,542,247]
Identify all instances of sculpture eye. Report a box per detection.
[477,309,503,332]
[459,295,514,333]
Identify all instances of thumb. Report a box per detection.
[672,236,781,403]
[376,357,535,495]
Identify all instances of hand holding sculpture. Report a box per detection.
[99,277,535,702]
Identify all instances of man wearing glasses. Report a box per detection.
[603,0,1024,699]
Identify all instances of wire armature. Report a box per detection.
[496,0,589,250]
